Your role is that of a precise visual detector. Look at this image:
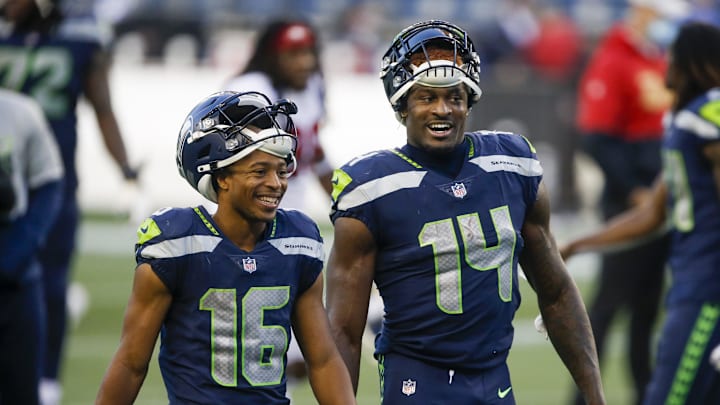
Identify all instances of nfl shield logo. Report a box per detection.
[401,379,416,396]
[451,182,467,199]
[241,257,257,273]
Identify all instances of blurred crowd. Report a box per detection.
[59,0,719,213]
[68,1,717,72]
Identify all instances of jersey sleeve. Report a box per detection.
[329,150,389,237]
[24,98,63,190]
[134,207,219,292]
[686,98,720,144]
[58,17,109,48]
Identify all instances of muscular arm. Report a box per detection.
[520,183,606,405]
[293,274,356,404]
[325,217,377,392]
[561,177,667,259]
[703,141,720,201]
[95,263,171,404]
[84,50,135,179]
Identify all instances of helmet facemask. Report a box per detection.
[177,91,298,202]
[380,20,482,122]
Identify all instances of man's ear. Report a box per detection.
[213,172,230,193]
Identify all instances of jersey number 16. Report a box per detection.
[200,287,290,387]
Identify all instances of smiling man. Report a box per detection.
[325,20,606,404]
[96,91,355,405]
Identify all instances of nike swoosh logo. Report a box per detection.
[498,386,512,399]
[139,225,149,233]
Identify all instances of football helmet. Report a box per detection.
[176,91,298,203]
[380,20,482,120]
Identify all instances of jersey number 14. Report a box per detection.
[419,206,516,314]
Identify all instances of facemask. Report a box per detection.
[646,18,679,49]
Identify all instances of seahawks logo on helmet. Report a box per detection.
[176,91,298,203]
[380,20,482,121]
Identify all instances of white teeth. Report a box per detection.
[429,123,451,130]
[258,196,278,205]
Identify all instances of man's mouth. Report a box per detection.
[257,195,281,207]
[428,122,454,136]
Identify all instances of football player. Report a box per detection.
[562,22,720,405]
[0,89,64,405]
[0,1,138,403]
[325,20,606,404]
[96,91,355,404]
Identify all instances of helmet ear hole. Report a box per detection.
[197,144,211,160]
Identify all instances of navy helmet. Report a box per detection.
[380,20,482,121]
[176,91,298,202]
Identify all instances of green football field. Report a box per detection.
[59,219,645,405]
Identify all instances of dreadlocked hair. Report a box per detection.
[670,22,720,111]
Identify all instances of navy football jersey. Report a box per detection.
[0,17,104,192]
[662,88,720,305]
[331,132,543,370]
[135,206,324,404]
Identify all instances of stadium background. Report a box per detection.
[57,0,717,403]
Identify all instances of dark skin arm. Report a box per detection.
[292,273,356,404]
[560,177,667,260]
[84,50,136,180]
[561,140,720,260]
[325,216,377,393]
[317,170,334,196]
[96,263,171,404]
[519,182,606,405]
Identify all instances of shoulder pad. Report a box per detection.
[675,91,720,140]
[469,131,537,158]
[267,209,324,261]
[136,206,215,246]
[272,209,321,240]
[332,149,414,197]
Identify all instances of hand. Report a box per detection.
[121,164,139,181]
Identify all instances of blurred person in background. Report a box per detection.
[223,18,380,396]
[0,1,138,403]
[0,89,63,405]
[224,18,333,211]
[562,22,720,405]
[96,90,355,405]
[570,1,689,404]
